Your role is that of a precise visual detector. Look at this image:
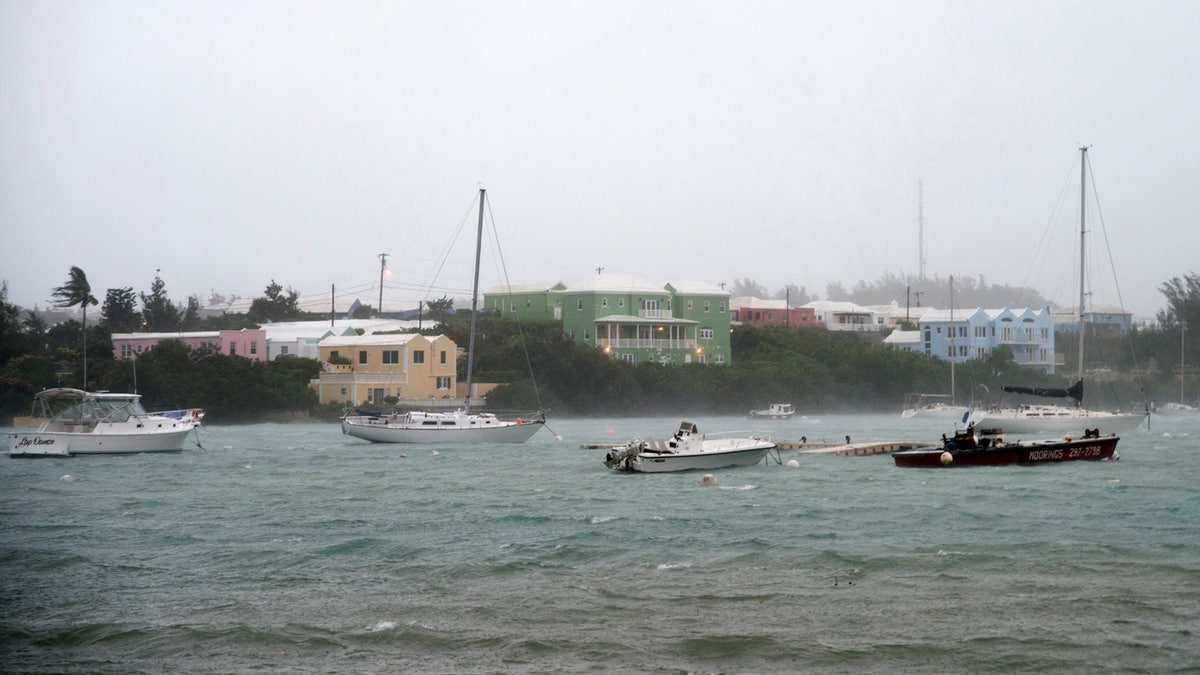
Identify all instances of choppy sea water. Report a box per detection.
[2,413,1198,674]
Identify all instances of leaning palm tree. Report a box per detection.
[52,266,99,389]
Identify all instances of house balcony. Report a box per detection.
[315,371,408,385]
[638,309,673,319]
[596,337,698,350]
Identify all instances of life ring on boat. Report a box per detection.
[516,417,523,424]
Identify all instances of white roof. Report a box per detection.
[883,329,921,346]
[570,274,668,294]
[802,300,874,314]
[668,280,730,296]
[485,281,564,294]
[318,333,440,348]
[919,308,983,323]
[731,296,788,310]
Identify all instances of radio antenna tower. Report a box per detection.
[918,179,926,284]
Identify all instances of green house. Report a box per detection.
[485,274,732,365]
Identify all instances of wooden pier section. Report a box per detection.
[582,439,923,457]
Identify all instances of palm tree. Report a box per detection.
[52,266,99,389]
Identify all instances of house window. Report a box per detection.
[619,298,625,308]
[229,342,237,355]
[413,350,425,364]
[699,327,714,339]
[577,299,584,310]
[687,300,694,310]
[281,346,290,355]
[121,344,132,358]
[715,354,725,364]
[436,376,451,390]
[619,353,635,364]
[602,298,609,308]
[526,298,532,308]
[584,329,590,340]
[511,300,517,312]
[359,350,368,364]
[719,302,725,312]
[330,350,338,359]
[382,350,399,364]
[440,350,447,364]
[704,301,710,312]
[250,341,258,355]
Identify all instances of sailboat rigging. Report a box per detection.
[340,189,546,443]
[970,147,1147,435]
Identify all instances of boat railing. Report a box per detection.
[700,429,773,442]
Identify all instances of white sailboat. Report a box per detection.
[902,276,970,421]
[1156,320,1198,416]
[340,189,546,444]
[970,148,1147,435]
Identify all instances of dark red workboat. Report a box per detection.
[892,425,1120,468]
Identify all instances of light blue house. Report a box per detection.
[885,307,1056,374]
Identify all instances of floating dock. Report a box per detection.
[583,439,923,457]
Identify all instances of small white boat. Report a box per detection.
[604,421,776,473]
[341,409,545,444]
[1153,401,1199,417]
[8,388,203,457]
[901,393,970,421]
[748,403,795,420]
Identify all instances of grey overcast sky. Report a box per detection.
[2,0,1197,320]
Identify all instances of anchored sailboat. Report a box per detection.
[970,148,1147,435]
[340,189,546,443]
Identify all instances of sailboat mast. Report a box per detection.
[1077,147,1087,385]
[949,274,955,404]
[465,188,485,414]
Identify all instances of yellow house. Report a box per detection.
[310,333,458,406]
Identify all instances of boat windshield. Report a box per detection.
[49,397,146,425]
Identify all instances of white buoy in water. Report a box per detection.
[699,473,718,486]
[60,474,74,482]
[786,459,800,468]
[939,451,954,466]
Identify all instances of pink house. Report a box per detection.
[111,329,268,362]
[729,297,818,328]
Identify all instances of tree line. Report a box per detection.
[2,269,1198,424]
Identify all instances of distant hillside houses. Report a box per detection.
[111,319,420,362]
[884,307,1057,374]
[484,274,732,365]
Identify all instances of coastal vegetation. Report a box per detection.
[1,271,1197,424]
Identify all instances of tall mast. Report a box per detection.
[465,188,485,414]
[949,274,955,404]
[1077,147,1087,385]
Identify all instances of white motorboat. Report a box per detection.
[8,388,203,457]
[748,403,795,420]
[604,421,776,473]
[340,188,546,444]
